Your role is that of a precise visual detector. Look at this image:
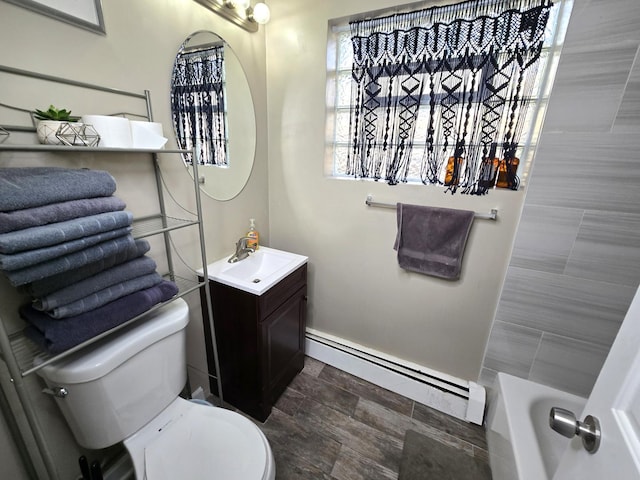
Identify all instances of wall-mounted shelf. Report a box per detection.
[0,147,212,379]
[131,215,200,239]
[0,145,189,154]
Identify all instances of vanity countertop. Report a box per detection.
[198,246,308,295]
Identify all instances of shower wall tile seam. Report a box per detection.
[494,266,632,348]
[535,330,610,357]
[507,205,583,275]
[481,320,544,378]
[564,210,640,287]
[509,208,640,288]
[512,202,583,213]
[502,263,637,295]
[611,45,638,128]
[542,42,638,132]
[561,208,585,276]
[528,332,610,397]
[478,367,498,388]
[525,330,545,382]
[613,44,640,132]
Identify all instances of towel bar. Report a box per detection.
[365,195,498,220]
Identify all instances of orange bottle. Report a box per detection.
[444,156,464,185]
[496,157,520,189]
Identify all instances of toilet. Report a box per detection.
[36,298,275,479]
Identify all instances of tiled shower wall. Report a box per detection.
[479,0,640,398]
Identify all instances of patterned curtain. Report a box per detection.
[347,0,553,194]
[171,44,228,166]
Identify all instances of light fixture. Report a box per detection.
[224,0,250,10]
[194,0,270,33]
[249,2,270,25]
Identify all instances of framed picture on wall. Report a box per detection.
[4,0,106,35]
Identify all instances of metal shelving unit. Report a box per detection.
[0,65,223,480]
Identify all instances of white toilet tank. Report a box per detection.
[36,299,190,450]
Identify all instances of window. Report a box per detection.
[326,0,572,194]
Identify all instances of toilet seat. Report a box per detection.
[124,397,275,479]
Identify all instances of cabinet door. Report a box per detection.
[261,285,307,403]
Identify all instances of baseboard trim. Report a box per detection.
[305,328,485,425]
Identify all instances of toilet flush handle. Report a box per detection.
[42,386,68,398]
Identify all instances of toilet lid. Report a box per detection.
[127,399,269,479]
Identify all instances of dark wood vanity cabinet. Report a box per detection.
[199,264,307,422]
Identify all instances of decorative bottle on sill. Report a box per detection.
[496,142,520,190]
[444,142,466,186]
[478,143,500,190]
[496,157,520,189]
[445,156,464,186]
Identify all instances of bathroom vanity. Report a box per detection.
[199,247,308,422]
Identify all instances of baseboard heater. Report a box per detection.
[305,328,486,425]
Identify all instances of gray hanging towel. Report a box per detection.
[393,204,475,280]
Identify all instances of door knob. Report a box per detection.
[549,407,601,453]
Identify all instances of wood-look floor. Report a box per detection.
[250,356,491,479]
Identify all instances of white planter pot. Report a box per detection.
[36,120,67,145]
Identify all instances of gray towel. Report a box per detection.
[22,280,179,354]
[0,211,133,254]
[0,226,132,271]
[393,203,474,280]
[23,239,150,297]
[0,196,126,234]
[0,167,116,211]
[4,234,136,286]
[33,255,158,311]
[45,272,164,318]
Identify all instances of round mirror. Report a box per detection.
[171,31,256,201]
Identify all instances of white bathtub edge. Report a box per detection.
[486,373,587,480]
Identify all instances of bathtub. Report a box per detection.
[486,373,587,480]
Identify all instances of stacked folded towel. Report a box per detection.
[0,167,178,354]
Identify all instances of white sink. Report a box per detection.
[200,247,308,295]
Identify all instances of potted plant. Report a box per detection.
[33,105,80,145]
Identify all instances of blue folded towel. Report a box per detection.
[4,234,136,286]
[0,196,126,234]
[0,211,133,254]
[23,239,150,297]
[33,255,158,311]
[46,272,164,318]
[0,226,131,271]
[0,167,116,212]
[22,280,179,354]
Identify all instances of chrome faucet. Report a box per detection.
[227,236,255,263]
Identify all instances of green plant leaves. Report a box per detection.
[33,105,79,122]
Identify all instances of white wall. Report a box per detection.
[265,0,524,382]
[0,1,268,478]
